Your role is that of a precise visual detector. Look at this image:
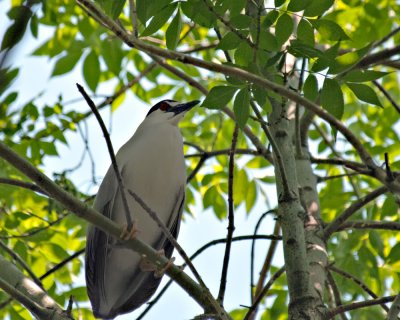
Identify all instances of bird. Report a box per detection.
[85,99,199,319]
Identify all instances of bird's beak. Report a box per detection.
[169,100,200,115]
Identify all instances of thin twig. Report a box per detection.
[128,0,138,37]
[295,58,306,157]
[253,221,280,305]
[326,270,348,320]
[76,83,133,229]
[323,186,388,240]
[250,211,275,304]
[337,220,400,231]
[328,265,389,312]
[0,213,69,239]
[250,100,291,198]
[244,266,286,320]
[0,177,47,196]
[372,80,400,114]
[326,295,396,319]
[217,125,239,304]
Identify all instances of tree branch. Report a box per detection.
[76,83,133,229]
[217,124,238,304]
[326,295,396,319]
[0,254,72,320]
[328,265,389,312]
[323,186,388,240]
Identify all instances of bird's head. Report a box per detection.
[145,99,200,125]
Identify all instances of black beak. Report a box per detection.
[169,100,200,115]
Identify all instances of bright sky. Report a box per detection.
[1,4,283,319]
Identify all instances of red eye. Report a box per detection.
[159,102,169,111]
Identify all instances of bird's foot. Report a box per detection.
[154,256,175,278]
[120,219,140,240]
[139,250,175,278]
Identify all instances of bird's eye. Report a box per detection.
[159,102,170,111]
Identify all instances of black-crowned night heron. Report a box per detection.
[85,99,199,319]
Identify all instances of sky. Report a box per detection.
[0,3,283,319]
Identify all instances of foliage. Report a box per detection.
[0,0,400,319]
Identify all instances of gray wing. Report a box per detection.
[85,166,119,317]
[110,186,185,316]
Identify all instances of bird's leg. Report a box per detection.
[120,219,140,240]
[139,249,176,278]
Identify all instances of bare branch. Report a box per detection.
[328,265,389,312]
[0,177,47,195]
[372,80,400,115]
[218,124,239,304]
[337,220,400,231]
[323,186,388,240]
[326,295,395,319]
[76,83,133,229]
[326,270,348,320]
[244,266,286,320]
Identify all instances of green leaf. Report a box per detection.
[136,0,172,24]
[181,0,216,27]
[52,50,82,76]
[100,38,123,75]
[346,83,382,107]
[342,70,389,83]
[234,42,253,66]
[320,78,344,120]
[83,50,100,92]
[297,19,315,46]
[381,194,398,218]
[259,30,278,51]
[141,4,177,37]
[304,0,334,16]
[310,19,349,41]
[246,180,257,212]
[217,32,242,50]
[233,88,250,128]
[303,74,318,101]
[287,0,312,12]
[387,242,400,264]
[1,6,32,50]
[95,0,126,19]
[275,13,293,46]
[288,39,322,58]
[262,10,279,28]
[30,14,38,38]
[275,0,286,7]
[202,86,238,109]
[230,14,252,29]
[166,10,182,50]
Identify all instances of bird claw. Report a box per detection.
[154,256,175,278]
[120,220,139,240]
[139,249,175,278]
